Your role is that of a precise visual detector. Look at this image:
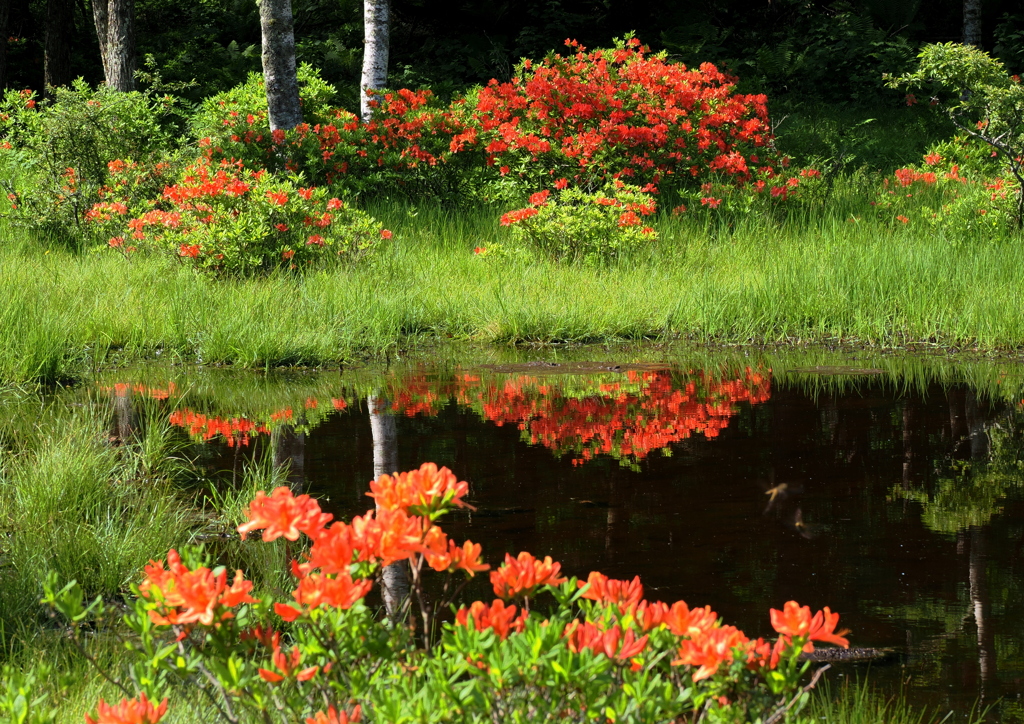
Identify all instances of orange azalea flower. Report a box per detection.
[258,642,319,684]
[664,600,718,638]
[808,606,850,648]
[140,549,257,627]
[769,600,811,638]
[237,486,333,542]
[673,625,749,682]
[291,571,373,611]
[564,621,648,662]
[347,507,426,567]
[634,600,670,631]
[85,694,168,724]
[578,572,644,610]
[306,705,362,724]
[367,462,473,516]
[454,599,527,640]
[490,551,567,599]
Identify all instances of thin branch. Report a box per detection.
[764,664,831,724]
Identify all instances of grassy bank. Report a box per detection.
[2,198,1023,384]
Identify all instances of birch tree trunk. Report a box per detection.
[0,0,10,91]
[260,0,302,131]
[963,0,982,47]
[360,0,390,122]
[105,0,135,91]
[44,0,73,98]
[368,394,409,622]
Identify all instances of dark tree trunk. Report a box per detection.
[91,0,109,81]
[259,0,302,131]
[360,0,389,121]
[43,0,72,98]
[0,0,10,91]
[105,0,135,91]
[963,0,982,47]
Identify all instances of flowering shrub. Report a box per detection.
[498,182,659,262]
[0,82,179,235]
[871,141,1020,238]
[85,158,389,273]
[192,67,479,199]
[46,462,848,723]
[473,37,782,193]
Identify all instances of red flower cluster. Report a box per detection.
[490,551,567,599]
[139,549,258,627]
[367,462,473,516]
[454,599,527,640]
[85,694,168,724]
[472,38,779,190]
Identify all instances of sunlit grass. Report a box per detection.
[1,191,1022,385]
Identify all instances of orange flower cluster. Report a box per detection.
[367,462,473,516]
[235,471,488,622]
[454,599,527,640]
[237,486,333,542]
[490,552,567,599]
[257,629,321,684]
[306,706,362,724]
[168,408,271,447]
[564,621,648,662]
[578,572,644,609]
[139,549,257,627]
[770,600,850,648]
[85,694,168,724]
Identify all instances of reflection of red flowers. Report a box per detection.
[169,408,271,447]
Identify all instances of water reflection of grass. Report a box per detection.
[2,200,1024,385]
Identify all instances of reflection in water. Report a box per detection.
[94,361,1024,718]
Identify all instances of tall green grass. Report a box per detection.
[1,197,1023,385]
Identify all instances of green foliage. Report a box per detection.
[498,184,658,262]
[0,82,182,241]
[888,43,1024,225]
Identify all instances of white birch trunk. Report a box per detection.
[360,0,390,122]
[260,0,303,131]
[368,394,409,622]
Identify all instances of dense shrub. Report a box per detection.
[85,159,389,274]
[472,37,782,194]
[0,82,181,237]
[497,181,659,262]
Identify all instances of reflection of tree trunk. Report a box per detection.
[111,390,137,444]
[272,421,305,489]
[902,401,915,490]
[965,390,989,462]
[369,394,409,622]
[970,525,997,698]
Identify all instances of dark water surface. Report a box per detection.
[96,349,1024,719]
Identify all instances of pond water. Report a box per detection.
[90,348,1024,719]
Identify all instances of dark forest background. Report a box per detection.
[5,0,1024,111]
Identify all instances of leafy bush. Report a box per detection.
[0,82,181,238]
[47,463,848,724]
[85,159,389,274]
[497,182,659,262]
[888,43,1024,226]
